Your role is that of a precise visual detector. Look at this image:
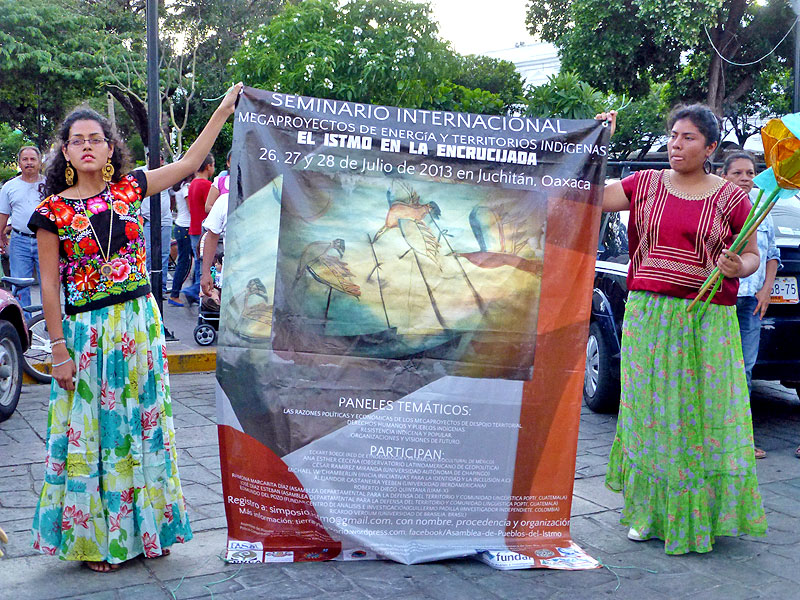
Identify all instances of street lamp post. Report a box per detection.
[146,0,163,312]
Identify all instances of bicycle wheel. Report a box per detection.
[23,313,52,384]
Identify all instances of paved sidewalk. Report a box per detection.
[1,374,798,600]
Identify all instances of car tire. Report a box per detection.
[583,321,620,413]
[0,319,24,422]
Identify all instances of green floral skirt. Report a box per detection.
[31,294,192,563]
[605,291,766,554]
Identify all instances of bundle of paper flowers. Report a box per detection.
[688,113,800,316]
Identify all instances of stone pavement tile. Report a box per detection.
[1,527,38,558]
[176,425,219,449]
[574,452,610,479]
[195,455,222,470]
[334,560,418,598]
[570,513,647,556]
[469,569,565,599]
[641,571,727,597]
[285,561,360,593]
[0,445,43,467]
[760,484,800,517]
[30,461,44,483]
[181,483,224,507]
[768,537,800,561]
[162,573,244,599]
[1,426,44,445]
[420,572,506,600]
[571,476,624,510]
[1,516,33,534]
[4,554,153,600]
[79,583,171,599]
[0,474,32,492]
[570,495,606,517]
[0,506,35,523]
[751,579,800,599]
[0,490,39,508]
[188,514,227,532]
[184,443,223,459]
[572,576,673,600]
[178,464,221,486]
[173,409,216,428]
[740,549,800,584]
[753,453,800,484]
[144,528,232,580]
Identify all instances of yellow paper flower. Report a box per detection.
[762,118,800,189]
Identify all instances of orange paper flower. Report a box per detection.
[761,118,800,189]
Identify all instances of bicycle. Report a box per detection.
[2,276,51,383]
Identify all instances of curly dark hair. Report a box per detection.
[42,107,132,197]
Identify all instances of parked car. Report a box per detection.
[584,196,800,413]
[0,287,29,422]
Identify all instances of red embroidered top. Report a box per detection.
[621,169,752,306]
[28,171,151,314]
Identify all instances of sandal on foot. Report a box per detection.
[754,447,767,459]
[82,560,120,573]
[795,446,800,459]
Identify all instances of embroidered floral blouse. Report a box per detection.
[28,171,151,314]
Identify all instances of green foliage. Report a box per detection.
[0,124,32,167]
[524,72,605,119]
[0,0,105,147]
[233,0,516,115]
[452,55,526,109]
[608,85,670,160]
[526,0,793,119]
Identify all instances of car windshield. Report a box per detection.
[772,195,800,247]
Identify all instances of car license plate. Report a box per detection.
[771,276,799,304]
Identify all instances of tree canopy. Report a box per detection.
[526,0,795,125]
[0,0,104,147]
[232,0,523,114]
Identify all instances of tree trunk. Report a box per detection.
[705,0,748,116]
[107,87,149,147]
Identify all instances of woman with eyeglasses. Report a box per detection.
[27,83,242,572]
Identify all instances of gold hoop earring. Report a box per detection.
[65,162,75,187]
[102,158,115,183]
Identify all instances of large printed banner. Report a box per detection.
[215,86,609,568]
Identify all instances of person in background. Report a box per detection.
[218,149,231,178]
[168,177,192,307]
[204,153,230,213]
[141,153,173,296]
[28,83,242,573]
[721,151,781,460]
[597,104,766,554]
[200,185,228,311]
[0,146,45,311]
[181,155,214,307]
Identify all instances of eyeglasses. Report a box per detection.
[66,137,108,147]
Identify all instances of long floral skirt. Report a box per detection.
[31,294,192,563]
[605,291,766,555]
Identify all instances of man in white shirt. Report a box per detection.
[0,146,44,311]
[200,191,228,309]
